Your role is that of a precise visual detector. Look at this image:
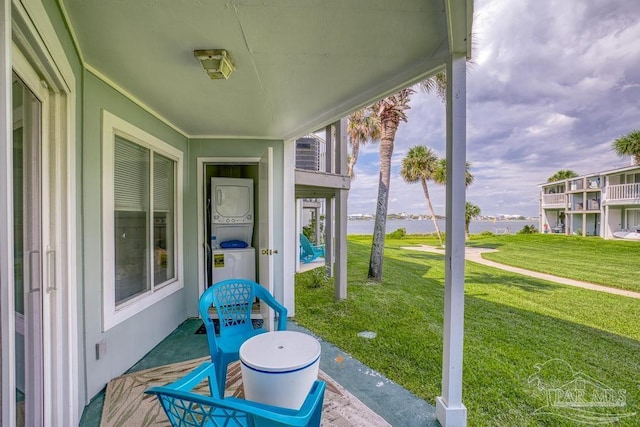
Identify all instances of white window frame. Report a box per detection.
[102,110,183,330]
[626,208,640,229]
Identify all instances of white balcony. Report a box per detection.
[606,183,640,204]
[542,193,566,207]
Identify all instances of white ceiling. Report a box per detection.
[62,0,464,140]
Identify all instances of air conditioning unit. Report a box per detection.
[295,137,320,171]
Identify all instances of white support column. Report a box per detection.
[324,197,333,277]
[1,0,16,423]
[324,124,333,174]
[283,141,297,316]
[295,199,302,273]
[603,176,608,239]
[314,206,321,245]
[435,53,468,427]
[334,119,348,300]
[324,124,334,277]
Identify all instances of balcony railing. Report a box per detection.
[607,183,640,202]
[542,193,566,206]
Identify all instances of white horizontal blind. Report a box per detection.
[115,135,149,210]
[153,153,174,210]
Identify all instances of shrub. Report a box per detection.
[387,227,407,239]
[518,224,537,234]
[309,266,330,288]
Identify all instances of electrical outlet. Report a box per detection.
[96,339,107,360]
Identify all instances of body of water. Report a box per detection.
[347,219,537,235]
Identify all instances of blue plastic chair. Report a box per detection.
[198,279,288,395]
[299,234,325,264]
[146,362,326,427]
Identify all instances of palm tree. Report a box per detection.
[346,109,381,179]
[368,88,415,281]
[465,202,481,239]
[613,130,640,165]
[431,158,474,242]
[418,71,476,241]
[547,169,578,183]
[400,145,444,246]
[366,72,454,280]
[432,158,474,186]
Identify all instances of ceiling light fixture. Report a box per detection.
[194,49,235,79]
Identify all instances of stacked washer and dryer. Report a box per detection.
[210,177,256,284]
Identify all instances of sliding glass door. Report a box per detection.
[13,72,44,427]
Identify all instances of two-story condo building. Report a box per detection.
[539,165,640,239]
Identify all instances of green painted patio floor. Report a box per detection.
[79,318,439,427]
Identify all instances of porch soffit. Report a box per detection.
[60,0,466,140]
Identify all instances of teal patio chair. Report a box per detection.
[299,234,325,264]
[146,362,326,427]
[198,279,287,395]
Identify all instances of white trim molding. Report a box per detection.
[196,156,260,300]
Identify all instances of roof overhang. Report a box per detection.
[61,0,473,140]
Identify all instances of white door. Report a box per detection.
[258,147,275,330]
[12,71,45,427]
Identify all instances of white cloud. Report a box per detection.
[347,0,640,218]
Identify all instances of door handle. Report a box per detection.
[25,250,41,293]
[47,248,56,292]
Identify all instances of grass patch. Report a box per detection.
[465,233,640,292]
[295,237,640,426]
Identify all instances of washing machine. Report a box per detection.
[211,247,256,283]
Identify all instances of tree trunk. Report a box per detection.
[635,153,640,165]
[368,120,398,281]
[347,140,360,179]
[421,178,443,246]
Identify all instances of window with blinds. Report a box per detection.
[153,153,174,286]
[113,135,176,305]
[102,110,183,329]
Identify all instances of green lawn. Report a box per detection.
[295,236,640,426]
[465,233,640,293]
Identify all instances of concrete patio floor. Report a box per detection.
[79,318,439,426]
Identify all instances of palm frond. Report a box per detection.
[418,72,447,102]
[613,130,640,165]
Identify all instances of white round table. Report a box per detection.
[239,330,321,409]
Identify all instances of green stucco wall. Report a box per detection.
[79,74,286,401]
[82,70,189,399]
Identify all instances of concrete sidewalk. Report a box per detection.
[402,245,640,300]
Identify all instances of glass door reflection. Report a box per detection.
[13,72,44,426]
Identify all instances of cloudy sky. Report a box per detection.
[347,0,640,218]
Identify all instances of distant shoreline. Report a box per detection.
[346,219,536,235]
[348,218,539,221]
